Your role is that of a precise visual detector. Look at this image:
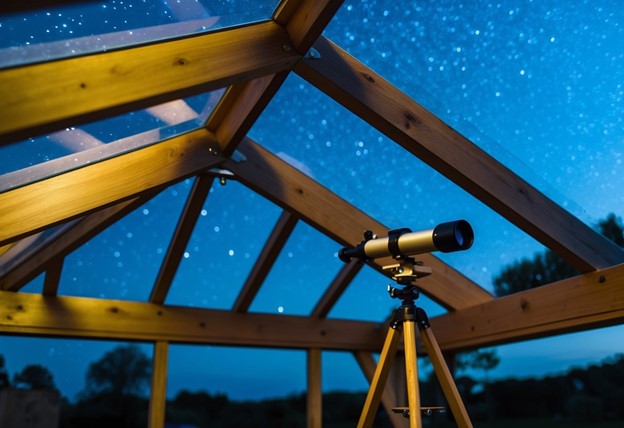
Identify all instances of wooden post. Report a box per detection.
[149,341,169,428]
[307,348,322,428]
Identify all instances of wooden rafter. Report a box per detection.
[233,210,298,313]
[311,259,363,318]
[295,36,624,272]
[150,175,214,304]
[226,138,493,311]
[0,129,223,247]
[0,21,301,144]
[0,195,156,291]
[431,262,624,351]
[0,291,385,352]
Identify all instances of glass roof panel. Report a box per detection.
[166,180,281,309]
[59,180,191,300]
[0,89,225,185]
[249,74,550,293]
[248,222,343,316]
[324,0,624,226]
[0,0,281,68]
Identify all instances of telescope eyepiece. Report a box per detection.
[432,220,473,253]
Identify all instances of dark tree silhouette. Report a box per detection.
[13,364,57,391]
[0,355,10,389]
[493,213,624,297]
[83,344,151,398]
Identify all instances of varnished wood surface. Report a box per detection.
[431,263,624,350]
[0,21,300,143]
[0,129,223,247]
[0,291,385,351]
[295,36,624,272]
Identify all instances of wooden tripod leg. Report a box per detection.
[420,326,473,428]
[357,325,401,428]
[403,320,423,427]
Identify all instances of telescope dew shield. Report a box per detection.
[338,220,473,262]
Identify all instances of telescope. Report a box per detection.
[339,220,473,262]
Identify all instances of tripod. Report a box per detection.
[357,260,473,428]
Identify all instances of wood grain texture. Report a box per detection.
[430,263,624,351]
[0,195,155,291]
[0,21,300,143]
[295,36,624,272]
[227,138,493,310]
[0,129,223,246]
[0,291,385,351]
[306,348,322,428]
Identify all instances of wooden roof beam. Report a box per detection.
[226,138,493,311]
[431,262,624,351]
[0,291,385,352]
[0,194,157,291]
[295,36,624,272]
[311,259,363,318]
[233,210,298,313]
[0,21,301,144]
[0,128,224,246]
[205,0,344,156]
[149,175,214,304]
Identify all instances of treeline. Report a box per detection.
[59,352,624,427]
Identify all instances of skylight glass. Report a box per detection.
[59,180,191,301]
[248,222,344,316]
[166,180,281,309]
[249,74,549,293]
[0,90,225,184]
[0,0,281,68]
[325,0,624,226]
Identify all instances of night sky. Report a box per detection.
[1,0,623,402]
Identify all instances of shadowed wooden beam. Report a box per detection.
[0,21,300,144]
[42,258,63,296]
[0,195,157,291]
[0,128,224,247]
[307,348,323,428]
[431,262,624,351]
[311,259,363,318]
[226,138,493,311]
[150,175,214,304]
[0,291,385,351]
[275,0,344,53]
[149,341,169,428]
[295,36,624,273]
[205,0,344,156]
[233,210,298,313]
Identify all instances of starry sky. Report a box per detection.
[1,0,623,403]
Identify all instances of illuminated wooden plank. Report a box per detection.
[0,21,300,143]
[295,36,624,272]
[311,259,363,318]
[233,210,298,313]
[206,72,290,155]
[226,138,493,310]
[431,263,624,351]
[0,129,223,246]
[278,0,344,53]
[149,341,169,428]
[150,175,213,304]
[0,195,156,291]
[0,291,385,351]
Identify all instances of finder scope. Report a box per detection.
[339,220,473,262]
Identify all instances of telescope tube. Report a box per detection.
[339,220,473,262]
